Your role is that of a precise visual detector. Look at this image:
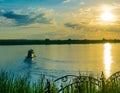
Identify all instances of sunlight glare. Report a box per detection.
[104,43,112,78]
[102,6,112,13]
[100,5,116,22]
[101,12,115,21]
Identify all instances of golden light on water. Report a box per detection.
[104,43,112,78]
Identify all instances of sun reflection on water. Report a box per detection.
[104,43,112,78]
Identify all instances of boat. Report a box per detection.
[24,49,35,62]
[26,49,35,59]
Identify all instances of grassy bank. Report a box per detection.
[0,70,120,93]
[0,70,57,93]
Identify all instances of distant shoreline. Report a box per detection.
[0,39,120,45]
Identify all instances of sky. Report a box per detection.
[0,0,120,40]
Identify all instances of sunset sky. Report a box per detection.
[0,0,120,39]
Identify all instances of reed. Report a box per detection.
[0,70,120,93]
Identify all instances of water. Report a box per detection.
[0,43,120,80]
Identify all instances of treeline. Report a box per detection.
[0,39,120,45]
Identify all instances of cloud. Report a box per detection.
[0,16,15,26]
[0,9,6,13]
[0,8,55,26]
[3,11,29,25]
[63,0,70,3]
[64,22,110,33]
[80,2,85,5]
[64,22,90,31]
[64,23,80,29]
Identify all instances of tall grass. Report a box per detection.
[0,70,57,93]
[0,70,120,93]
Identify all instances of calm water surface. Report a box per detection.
[0,43,120,79]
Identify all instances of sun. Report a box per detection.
[100,5,116,22]
[101,12,115,21]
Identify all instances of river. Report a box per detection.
[0,43,120,80]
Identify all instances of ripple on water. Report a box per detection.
[2,56,77,81]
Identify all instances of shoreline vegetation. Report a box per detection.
[0,39,120,45]
[0,70,120,93]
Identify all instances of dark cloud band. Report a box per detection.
[0,10,53,26]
